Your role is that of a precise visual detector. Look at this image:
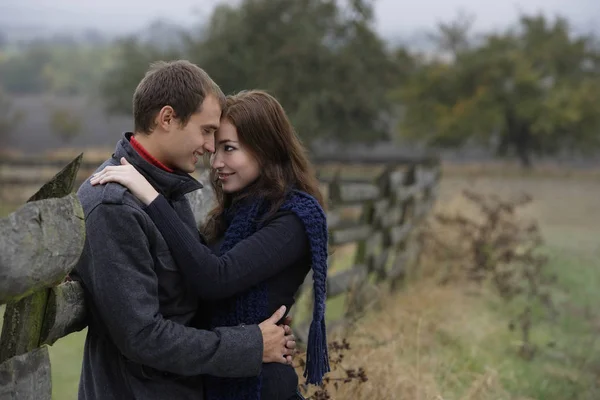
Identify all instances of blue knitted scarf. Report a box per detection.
[204,190,330,400]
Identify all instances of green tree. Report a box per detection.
[394,14,600,167]
[0,42,117,96]
[197,0,396,143]
[100,37,180,115]
[427,10,474,57]
[42,44,118,95]
[0,45,51,93]
[101,0,395,144]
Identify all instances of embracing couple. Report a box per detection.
[72,60,330,400]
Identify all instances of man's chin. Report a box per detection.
[171,163,195,174]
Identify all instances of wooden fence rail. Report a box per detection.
[0,153,440,399]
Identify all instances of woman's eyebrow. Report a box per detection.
[217,139,239,145]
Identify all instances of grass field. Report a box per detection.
[3,164,600,399]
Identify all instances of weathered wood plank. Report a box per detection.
[310,153,439,165]
[365,231,383,257]
[0,346,51,400]
[39,281,86,347]
[403,199,416,220]
[373,199,390,219]
[370,248,391,276]
[415,173,436,192]
[388,252,409,281]
[317,175,375,184]
[330,224,372,246]
[329,182,380,204]
[385,223,413,247]
[325,210,342,230]
[378,206,403,228]
[394,184,419,203]
[327,265,368,297]
[388,169,408,187]
[328,204,363,227]
[0,194,85,305]
[346,282,382,316]
[417,165,440,183]
[389,244,423,291]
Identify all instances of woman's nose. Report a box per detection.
[211,152,224,169]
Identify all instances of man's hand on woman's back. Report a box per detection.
[259,306,296,365]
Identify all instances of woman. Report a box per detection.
[90,90,329,400]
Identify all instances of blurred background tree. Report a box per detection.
[393,15,600,167]
[49,107,83,144]
[0,43,116,95]
[0,45,52,94]
[1,2,599,167]
[101,0,397,145]
[100,37,182,116]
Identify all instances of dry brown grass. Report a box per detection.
[297,279,520,400]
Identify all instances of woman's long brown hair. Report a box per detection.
[202,90,325,243]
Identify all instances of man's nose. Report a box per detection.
[204,135,215,154]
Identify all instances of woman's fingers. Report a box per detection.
[90,169,127,186]
[91,165,134,183]
[92,165,134,178]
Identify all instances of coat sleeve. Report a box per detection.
[144,195,309,300]
[77,203,263,378]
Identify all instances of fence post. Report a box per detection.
[344,192,377,319]
[389,163,416,292]
[0,154,83,400]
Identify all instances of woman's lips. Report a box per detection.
[218,172,234,180]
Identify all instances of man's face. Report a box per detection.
[159,95,221,173]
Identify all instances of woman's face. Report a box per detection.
[210,119,260,194]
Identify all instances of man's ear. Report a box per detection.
[156,105,175,131]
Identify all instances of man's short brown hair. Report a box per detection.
[133,60,226,134]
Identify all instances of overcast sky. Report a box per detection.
[1,0,599,38]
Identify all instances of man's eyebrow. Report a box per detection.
[202,124,219,131]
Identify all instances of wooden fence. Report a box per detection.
[0,153,440,399]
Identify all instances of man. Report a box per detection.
[72,60,294,399]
